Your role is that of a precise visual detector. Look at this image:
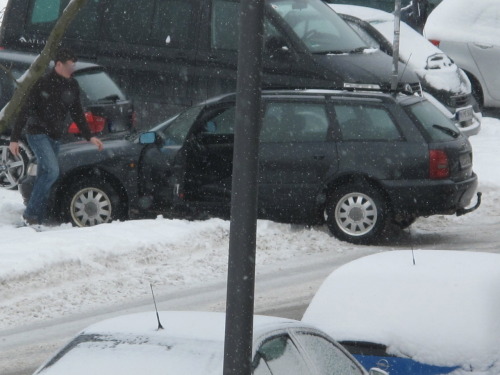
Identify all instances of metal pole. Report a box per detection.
[391,0,402,91]
[222,0,265,374]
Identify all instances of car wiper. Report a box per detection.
[349,47,367,53]
[433,124,460,138]
[97,94,121,102]
[314,50,346,55]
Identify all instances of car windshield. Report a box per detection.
[406,100,461,141]
[268,0,367,53]
[74,69,127,102]
[36,333,224,375]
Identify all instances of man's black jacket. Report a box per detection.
[11,69,92,142]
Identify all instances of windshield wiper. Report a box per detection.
[314,50,346,55]
[97,94,121,102]
[349,47,367,53]
[433,124,460,138]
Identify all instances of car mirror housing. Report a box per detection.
[369,368,389,375]
[139,132,158,145]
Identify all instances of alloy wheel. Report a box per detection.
[70,187,113,226]
[334,192,378,237]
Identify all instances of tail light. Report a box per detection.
[429,39,441,47]
[429,149,449,179]
[69,112,107,134]
[130,111,137,128]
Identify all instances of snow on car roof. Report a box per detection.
[36,312,300,375]
[424,0,499,44]
[302,250,500,370]
[83,311,296,341]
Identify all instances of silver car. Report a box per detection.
[32,311,387,375]
[424,0,500,109]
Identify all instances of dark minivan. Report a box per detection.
[0,0,421,125]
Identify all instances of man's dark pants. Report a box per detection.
[24,134,60,224]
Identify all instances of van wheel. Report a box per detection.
[325,183,388,244]
[0,140,31,190]
[64,179,125,227]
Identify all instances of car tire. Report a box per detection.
[325,183,388,244]
[64,178,125,227]
[0,138,31,190]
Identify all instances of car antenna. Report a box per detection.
[394,52,414,96]
[407,227,416,265]
[150,283,164,330]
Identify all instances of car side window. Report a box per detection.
[261,102,329,143]
[200,107,236,135]
[294,332,364,375]
[334,103,402,141]
[254,335,312,375]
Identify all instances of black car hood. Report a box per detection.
[58,138,141,171]
[314,50,419,87]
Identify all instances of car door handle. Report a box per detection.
[313,155,325,160]
[473,42,493,49]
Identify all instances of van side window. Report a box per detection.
[152,0,196,48]
[28,0,64,33]
[28,0,101,40]
[261,102,329,143]
[211,0,239,50]
[105,1,155,44]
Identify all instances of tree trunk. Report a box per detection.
[0,0,88,134]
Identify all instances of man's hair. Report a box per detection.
[54,48,77,64]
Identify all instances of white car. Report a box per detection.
[303,250,500,375]
[32,311,387,375]
[424,0,500,110]
[329,4,481,136]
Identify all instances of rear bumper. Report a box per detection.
[382,173,479,217]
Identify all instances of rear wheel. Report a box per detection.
[0,140,31,189]
[325,183,389,244]
[64,178,126,227]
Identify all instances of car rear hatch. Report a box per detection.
[405,99,474,182]
[72,67,135,135]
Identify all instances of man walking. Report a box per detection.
[9,48,104,225]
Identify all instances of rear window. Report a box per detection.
[405,100,461,142]
[73,70,126,103]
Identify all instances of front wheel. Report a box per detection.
[325,183,389,244]
[64,179,126,227]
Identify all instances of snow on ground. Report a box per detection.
[0,117,499,336]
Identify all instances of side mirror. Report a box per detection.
[139,131,159,145]
[369,368,389,375]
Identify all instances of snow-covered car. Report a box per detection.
[323,0,442,33]
[424,0,500,110]
[302,250,500,375]
[32,311,386,375]
[329,4,481,136]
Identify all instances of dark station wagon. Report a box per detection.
[20,89,480,243]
